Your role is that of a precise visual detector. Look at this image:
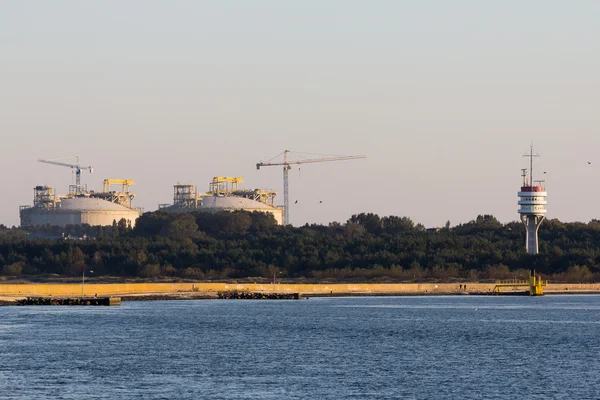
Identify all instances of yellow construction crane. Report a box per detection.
[38,156,93,186]
[256,150,366,225]
[103,179,135,194]
[210,176,244,193]
[99,179,136,207]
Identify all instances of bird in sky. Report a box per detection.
[543,171,547,174]
[294,200,298,204]
[319,200,323,203]
[588,161,592,164]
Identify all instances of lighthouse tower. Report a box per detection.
[518,146,547,255]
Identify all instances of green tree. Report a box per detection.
[164,214,198,241]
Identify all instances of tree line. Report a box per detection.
[1,212,600,282]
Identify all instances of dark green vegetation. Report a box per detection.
[1,212,600,282]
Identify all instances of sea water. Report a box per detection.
[1,295,599,399]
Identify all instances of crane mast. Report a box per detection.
[256,150,366,225]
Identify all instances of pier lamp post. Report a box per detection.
[82,269,93,298]
[273,271,282,287]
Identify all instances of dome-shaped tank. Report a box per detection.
[21,197,141,227]
[20,181,142,228]
[199,195,283,224]
[161,180,283,225]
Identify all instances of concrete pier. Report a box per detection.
[16,296,121,306]
[2,282,600,299]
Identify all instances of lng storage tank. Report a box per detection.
[20,156,284,228]
[159,176,284,225]
[20,179,142,227]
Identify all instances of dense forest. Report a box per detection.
[1,211,600,282]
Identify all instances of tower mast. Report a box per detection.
[523,145,539,186]
[283,150,290,225]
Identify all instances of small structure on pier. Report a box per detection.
[493,272,547,296]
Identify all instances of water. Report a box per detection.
[1,296,600,399]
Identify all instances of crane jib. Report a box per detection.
[38,158,94,186]
[255,151,366,225]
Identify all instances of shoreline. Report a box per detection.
[3,289,600,305]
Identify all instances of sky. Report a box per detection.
[1,1,599,228]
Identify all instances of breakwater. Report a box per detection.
[217,291,301,300]
[1,282,600,297]
[16,296,121,306]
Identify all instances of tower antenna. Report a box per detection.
[521,169,527,187]
[523,144,540,186]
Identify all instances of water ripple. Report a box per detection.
[1,295,599,399]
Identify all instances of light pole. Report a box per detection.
[272,271,282,287]
[82,269,93,298]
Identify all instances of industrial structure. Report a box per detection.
[256,150,366,225]
[160,176,284,224]
[518,146,547,254]
[38,156,94,194]
[492,271,547,296]
[20,157,141,227]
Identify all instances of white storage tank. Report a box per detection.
[199,195,283,225]
[20,197,141,227]
[160,181,283,225]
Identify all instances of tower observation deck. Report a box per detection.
[518,146,547,255]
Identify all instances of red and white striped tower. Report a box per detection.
[518,146,547,255]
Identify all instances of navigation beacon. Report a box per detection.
[517,146,547,255]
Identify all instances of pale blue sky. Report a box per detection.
[1,1,599,227]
